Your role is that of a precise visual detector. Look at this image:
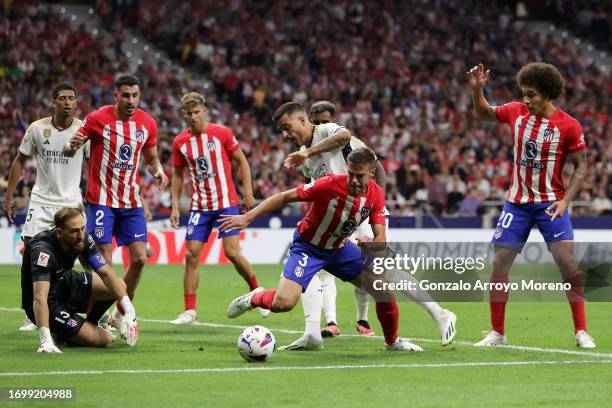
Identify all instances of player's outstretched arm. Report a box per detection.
[284,129,352,168]
[230,148,256,211]
[466,63,498,122]
[219,188,300,231]
[4,153,29,223]
[33,280,61,353]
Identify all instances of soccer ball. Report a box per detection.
[237,325,276,362]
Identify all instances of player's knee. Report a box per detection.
[130,253,148,271]
[270,295,297,312]
[185,248,201,266]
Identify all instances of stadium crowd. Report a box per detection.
[1,1,610,217]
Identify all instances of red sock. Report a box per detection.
[246,274,259,291]
[251,288,276,309]
[565,270,587,333]
[489,275,509,335]
[184,293,196,311]
[375,300,399,345]
[115,294,134,316]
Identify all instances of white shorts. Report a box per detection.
[21,206,58,238]
[21,204,85,238]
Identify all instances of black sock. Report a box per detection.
[86,300,115,324]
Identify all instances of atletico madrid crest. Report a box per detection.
[95,227,104,238]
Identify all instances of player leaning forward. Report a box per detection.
[65,74,168,326]
[467,62,595,348]
[223,147,425,351]
[169,92,266,323]
[24,208,138,352]
[275,101,456,349]
[4,84,90,332]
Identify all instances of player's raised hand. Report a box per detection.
[284,150,309,169]
[546,199,568,221]
[219,214,251,232]
[466,63,490,89]
[170,208,180,228]
[37,341,62,353]
[3,199,16,223]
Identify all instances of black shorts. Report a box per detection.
[48,271,93,342]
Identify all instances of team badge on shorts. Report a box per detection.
[294,266,304,278]
[95,227,104,238]
[494,227,503,239]
[187,225,194,235]
[66,318,78,328]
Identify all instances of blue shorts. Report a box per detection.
[186,206,240,242]
[283,231,362,290]
[86,204,147,247]
[492,201,574,253]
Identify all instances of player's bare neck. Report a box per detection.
[305,124,315,147]
[51,115,73,131]
[542,103,556,118]
[191,121,208,135]
[114,106,134,121]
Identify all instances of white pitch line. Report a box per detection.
[141,318,612,359]
[1,360,612,377]
[4,307,612,359]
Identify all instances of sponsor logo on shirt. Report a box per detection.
[37,252,50,267]
[516,158,545,169]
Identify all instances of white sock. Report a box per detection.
[319,271,337,324]
[355,287,371,322]
[301,273,323,339]
[388,268,444,320]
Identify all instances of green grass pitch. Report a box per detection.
[1,264,611,407]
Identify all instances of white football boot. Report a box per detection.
[18,317,37,331]
[278,334,324,351]
[170,309,197,325]
[385,337,423,352]
[227,287,264,318]
[436,309,457,346]
[474,330,507,346]
[575,330,596,349]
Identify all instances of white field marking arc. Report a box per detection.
[1,360,612,377]
[2,307,611,359]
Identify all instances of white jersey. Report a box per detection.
[301,122,389,223]
[19,117,90,208]
[302,123,367,180]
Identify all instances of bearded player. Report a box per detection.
[65,73,168,326]
[223,147,423,352]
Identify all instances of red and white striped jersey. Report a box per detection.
[79,105,157,208]
[496,102,586,204]
[296,174,385,249]
[173,123,240,211]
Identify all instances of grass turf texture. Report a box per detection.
[1,264,611,407]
